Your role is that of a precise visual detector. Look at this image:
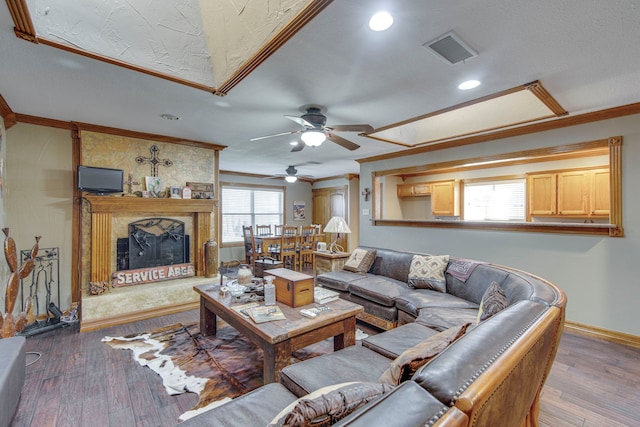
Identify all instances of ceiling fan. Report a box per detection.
[267,165,314,183]
[250,105,373,152]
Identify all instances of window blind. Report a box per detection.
[221,186,284,243]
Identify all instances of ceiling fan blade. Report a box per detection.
[290,142,305,152]
[250,130,300,141]
[328,124,374,133]
[285,115,315,128]
[326,131,360,151]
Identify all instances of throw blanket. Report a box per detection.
[446,258,485,282]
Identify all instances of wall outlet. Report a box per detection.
[362,208,370,215]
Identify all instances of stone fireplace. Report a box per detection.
[80,195,216,331]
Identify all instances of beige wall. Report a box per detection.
[4,123,74,315]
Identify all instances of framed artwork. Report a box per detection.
[186,181,214,199]
[170,186,181,199]
[181,186,192,199]
[145,176,162,197]
[293,201,305,220]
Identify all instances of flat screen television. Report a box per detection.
[77,165,124,195]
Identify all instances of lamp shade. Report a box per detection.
[323,216,351,234]
[301,129,326,147]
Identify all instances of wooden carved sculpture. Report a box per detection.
[1,228,40,338]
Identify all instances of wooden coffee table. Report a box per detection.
[193,283,363,383]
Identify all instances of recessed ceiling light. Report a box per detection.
[160,113,179,121]
[458,80,481,90]
[289,141,298,146]
[369,11,393,31]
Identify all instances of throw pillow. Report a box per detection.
[268,381,395,427]
[407,254,450,292]
[343,248,377,273]
[477,281,509,322]
[379,323,470,386]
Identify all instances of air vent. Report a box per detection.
[423,31,477,65]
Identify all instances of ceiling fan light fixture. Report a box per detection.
[301,129,326,147]
[285,175,298,183]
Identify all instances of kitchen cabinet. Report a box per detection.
[431,181,457,216]
[527,168,609,218]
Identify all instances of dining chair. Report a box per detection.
[274,224,283,236]
[300,225,316,236]
[242,225,258,272]
[255,224,272,236]
[282,225,298,236]
[297,231,316,271]
[279,228,298,270]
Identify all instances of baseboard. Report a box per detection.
[79,301,199,332]
[564,321,640,349]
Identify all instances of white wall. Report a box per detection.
[359,114,640,336]
[4,123,74,314]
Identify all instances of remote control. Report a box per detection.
[300,309,317,318]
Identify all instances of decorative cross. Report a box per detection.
[135,144,173,177]
[123,173,140,195]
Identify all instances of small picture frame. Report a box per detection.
[170,186,181,199]
[181,186,192,199]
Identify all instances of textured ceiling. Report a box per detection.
[2,0,640,180]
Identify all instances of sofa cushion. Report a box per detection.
[478,281,509,321]
[362,322,439,359]
[348,276,414,307]
[280,346,392,397]
[316,270,365,292]
[379,323,470,386]
[395,290,479,318]
[269,382,394,427]
[343,248,377,273]
[415,307,479,332]
[332,381,453,427]
[407,254,450,292]
[445,264,510,304]
[179,382,298,427]
[342,293,398,323]
[365,247,415,284]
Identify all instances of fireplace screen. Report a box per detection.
[122,218,189,270]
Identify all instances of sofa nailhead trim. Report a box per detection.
[451,312,544,402]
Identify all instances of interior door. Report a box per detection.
[312,187,348,250]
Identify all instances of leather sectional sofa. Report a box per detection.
[181,247,566,426]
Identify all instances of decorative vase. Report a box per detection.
[237,264,252,285]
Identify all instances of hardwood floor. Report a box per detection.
[9,310,640,427]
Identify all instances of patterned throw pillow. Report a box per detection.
[268,382,395,427]
[343,248,377,273]
[379,323,470,386]
[407,254,450,292]
[477,281,509,322]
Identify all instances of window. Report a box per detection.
[464,178,525,221]
[221,185,284,244]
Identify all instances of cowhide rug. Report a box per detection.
[102,322,362,421]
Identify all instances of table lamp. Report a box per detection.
[323,216,351,253]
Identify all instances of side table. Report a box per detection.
[313,251,351,277]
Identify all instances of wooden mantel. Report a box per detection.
[85,196,216,282]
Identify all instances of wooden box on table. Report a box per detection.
[264,268,314,307]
